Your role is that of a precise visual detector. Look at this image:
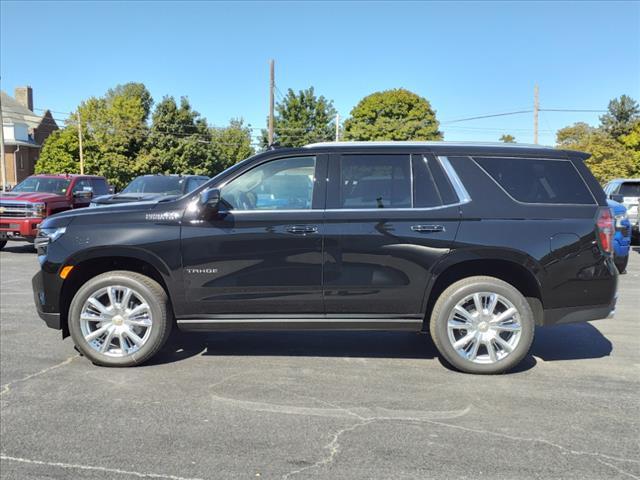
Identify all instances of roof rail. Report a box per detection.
[303,141,555,149]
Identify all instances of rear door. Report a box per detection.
[322,151,462,320]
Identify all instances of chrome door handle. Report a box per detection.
[285,225,318,234]
[411,224,445,233]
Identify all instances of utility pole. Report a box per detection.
[335,113,340,142]
[0,85,6,191]
[77,111,85,174]
[533,84,539,145]
[268,59,275,146]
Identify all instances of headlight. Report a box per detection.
[614,213,627,228]
[32,202,46,218]
[35,226,67,250]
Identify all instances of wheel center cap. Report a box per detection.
[478,321,489,332]
[112,315,124,326]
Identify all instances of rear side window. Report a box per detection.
[340,155,411,208]
[619,182,640,197]
[474,157,594,205]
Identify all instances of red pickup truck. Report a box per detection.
[0,174,109,249]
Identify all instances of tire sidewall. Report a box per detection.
[68,273,168,367]
[432,278,535,374]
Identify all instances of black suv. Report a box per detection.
[32,142,617,373]
[90,174,209,207]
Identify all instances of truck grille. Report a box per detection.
[0,202,31,218]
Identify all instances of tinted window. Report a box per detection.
[186,177,208,193]
[123,176,184,195]
[222,156,315,210]
[474,157,594,205]
[340,155,411,209]
[72,179,93,193]
[91,178,109,196]
[619,182,640,197]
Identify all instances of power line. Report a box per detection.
[442,110,533,124]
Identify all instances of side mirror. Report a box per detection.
[73,190,93,199]
[200,188,221,211]
[609,193,624,203]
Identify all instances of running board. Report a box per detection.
[176,314,423,332]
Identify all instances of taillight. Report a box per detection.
[596,207,614,254]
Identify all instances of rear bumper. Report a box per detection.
[543,296,617,326]
[0,217,41,241]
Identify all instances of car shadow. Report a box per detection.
[147,321,612,372]
[0,244,36,254]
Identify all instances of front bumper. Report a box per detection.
[0,217,42,241]
[32,269,62,330]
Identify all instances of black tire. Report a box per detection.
[429,276,535,374]
[0,240,6,250]
[614,255,628,274]
[68,271,172,367]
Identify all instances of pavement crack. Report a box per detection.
[0,355,79,398]
[596,459,640,479]
[282,419,374,479]
[0,454,205,480]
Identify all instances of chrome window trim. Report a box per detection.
[470,155,598,206]
[227,203,465,214]
[436,156,472,205]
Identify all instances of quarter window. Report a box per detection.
[340,155,411,209]
[474,157,595,205]
[222,156,316,210]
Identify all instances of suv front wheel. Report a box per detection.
[429,276,535,374]
[68,271,172,367]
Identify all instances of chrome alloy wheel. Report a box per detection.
[447,292,522,364]
[79,285,153,357]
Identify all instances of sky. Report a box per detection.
[1,0,639,147]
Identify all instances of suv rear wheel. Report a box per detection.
[429,276,535,374]
[68,271,172,367]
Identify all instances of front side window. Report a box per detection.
[222,156,316,210]
[474,157,594,205]
[12,177,71,195]
[122,176,184,195]
[72,179,93,193]
[340,155,411,209]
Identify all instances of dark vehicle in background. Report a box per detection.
[32,142,617,374]
[0,174,108,249]
[604,178,640,242]
[90,174,209,207]
[608,199,631,273]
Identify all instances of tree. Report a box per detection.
[37,82,153,189]
[556,122,639,182]
[499,134,516,143]
[260,87,336,148]
[343,89,442,141]
[600,95,640,138]
[211,119,255,172]
[135,96,214,176]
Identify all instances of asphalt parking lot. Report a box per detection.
[0,244,639,480]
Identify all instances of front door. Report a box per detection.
[180,154,327,318]
[322,152,462,319]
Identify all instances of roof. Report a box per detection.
[304,141,555,149]
[31,174,104,179]
[607,178,640,184]
[1,90,49,130]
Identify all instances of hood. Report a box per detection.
[607,199,626,216]
[0,191,64,203]
[92,192,180,205]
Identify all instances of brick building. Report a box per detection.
[1,86,58,188]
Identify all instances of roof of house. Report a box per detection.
[0,90,49,130]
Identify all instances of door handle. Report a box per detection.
[411,224,445,233]
[285,225,318,235]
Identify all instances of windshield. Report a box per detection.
[122,176,184,195]
[12,177,71,195]
[619,182,640,197]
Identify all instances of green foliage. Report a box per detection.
[211,119,255,172]
[260,87,336,148]
[599,95,640,138]
[343,89,442,141]
[499,134,516,143]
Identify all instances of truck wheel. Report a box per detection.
[0,240,6,250]
[68,271,172,367]
[429,276,535,374]
[614,255,628,274]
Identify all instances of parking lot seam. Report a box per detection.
[0,355,79,397]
